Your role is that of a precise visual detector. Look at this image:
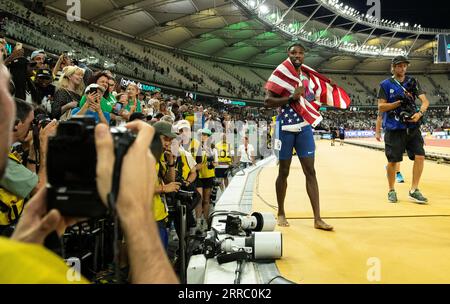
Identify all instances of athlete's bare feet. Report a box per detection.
[277,214,290,227]
[314,219,333,231]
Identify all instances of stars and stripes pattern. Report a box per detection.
[265,59,351,127]
[280,106,302,126]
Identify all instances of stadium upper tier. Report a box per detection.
[35,0,450,68]
[2,0,449,105]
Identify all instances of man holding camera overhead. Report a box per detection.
[377,55,430,204]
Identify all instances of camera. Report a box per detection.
[206,156,215,170]
[47,116,163,217]
[204,229,282,261]
[34,113,52,129]
[394,94,418,124]
[393,78,421,124]
[222,212,277,236]
[210,178,221,203]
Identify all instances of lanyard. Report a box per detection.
[391,77,408,93]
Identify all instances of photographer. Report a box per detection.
[167,121,200,239]
[152,121,181,249]
[377,56,429,204]
[0,98,56,235]
[0,59,178,283]
[216,133,233,189]
[195,128,218,231]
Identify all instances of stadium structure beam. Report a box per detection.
[355,27,375,34]
[356,28,377,52]
[407,34,421,55]
[313,14,337,20]
[335,21,357,27]
[276,0,300,25]
[322,15,338,32]
[299,3,323,31]
[188,0,200,13]
[382,31,398,52]
[315,0,449,35]
[335,22,358,48]
[295,4,321,9]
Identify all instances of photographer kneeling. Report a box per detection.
[377,56,429,204]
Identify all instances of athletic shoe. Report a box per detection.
[388,190,398,203]
[396,172,405,183]
[409,189,428,204]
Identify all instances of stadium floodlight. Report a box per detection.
[259,5,269,15]
[405,23,409,27]
[400,22,404,26]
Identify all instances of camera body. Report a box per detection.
[206,156,215,170]
[395,95,417,124]
[393,77,420,124]
[46,116,140,218]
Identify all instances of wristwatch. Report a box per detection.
[418,110,425,116]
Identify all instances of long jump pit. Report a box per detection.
[252,139,450,283]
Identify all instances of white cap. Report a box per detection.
[174,120,191,131]
[31,49,45,60]
[84,83,106,94]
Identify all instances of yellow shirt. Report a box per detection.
[216,142,232,164]
[0,237,89,284]
[199,151,215,179]
[154,162,168,222]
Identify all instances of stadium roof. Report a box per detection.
[45,0,450,73]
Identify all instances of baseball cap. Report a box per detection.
[31,49,45,60]
[84,83,106,94]
[35,68,52,79]
[153,121,177,139]
[201,128,212,136]
[174,120,191,131]
[392,55,410,66]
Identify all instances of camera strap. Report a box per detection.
[391,77,408,94]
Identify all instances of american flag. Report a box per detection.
[265,59,351,127]
[279,106,303,126]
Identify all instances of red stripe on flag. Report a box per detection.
[265,81,290,97]
[282,60,299,78]
[272,70,298,88]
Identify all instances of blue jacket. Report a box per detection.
[379,76,418,131]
